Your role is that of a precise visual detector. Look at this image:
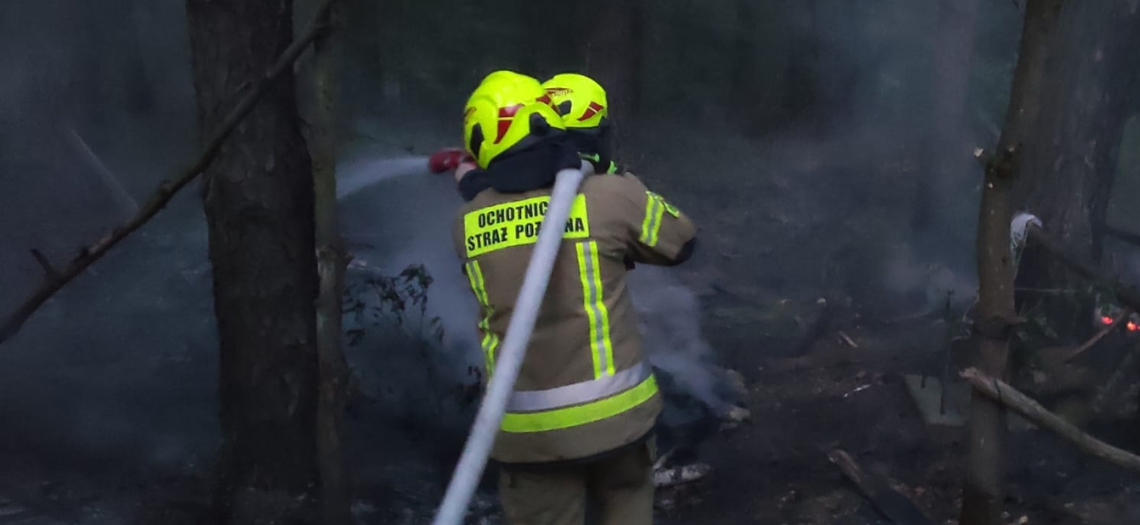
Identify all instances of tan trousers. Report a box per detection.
[498,438,656,525]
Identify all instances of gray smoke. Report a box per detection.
[628,267,736,416]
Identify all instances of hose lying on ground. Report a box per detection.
[431,162,590,525]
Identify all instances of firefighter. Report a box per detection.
[431,72,627,199]
[540,72,625,175]
[452,69,697,525]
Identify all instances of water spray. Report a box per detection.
[430,161,590,525]
[336,155,433,200]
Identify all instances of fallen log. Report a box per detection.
[0,0,341,347]
[961,367,1140,473]
[828,449,934,525]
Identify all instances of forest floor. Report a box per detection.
[641,140,1140,525]
[653,294,1140,525]
[2,123,1140,525]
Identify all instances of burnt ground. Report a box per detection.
[654,302,1140,525]
[636,124,1140,524]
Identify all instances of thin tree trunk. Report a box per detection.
[186,0,320,523]
[312,3,351,523]
[959,2,1061,524]
[581,0,643,152]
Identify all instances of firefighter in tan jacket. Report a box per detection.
[450,70,696,525]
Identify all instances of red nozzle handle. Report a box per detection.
[429,148,474,174]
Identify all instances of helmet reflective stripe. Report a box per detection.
[578,101,605,123]
[495,104,524,144]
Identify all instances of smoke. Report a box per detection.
[628,267,737,417]
[882,242,978,314]
[0,226,218,471]
[0,1,1045,519]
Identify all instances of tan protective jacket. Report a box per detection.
[452,172,696,464]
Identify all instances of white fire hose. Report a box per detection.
[431,162,590,525]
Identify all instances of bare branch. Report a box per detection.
[1028,225,1140,314]
[0,0,342,347]
[962,368,1140,473]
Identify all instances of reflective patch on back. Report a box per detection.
[463,194,590,257]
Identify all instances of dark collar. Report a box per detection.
[459,136,580,200]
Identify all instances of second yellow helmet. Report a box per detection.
[541,73,609,130]
[463,70,565,169]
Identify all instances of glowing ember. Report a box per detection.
[1101,316,1115,325]
[1129,321,1138,332]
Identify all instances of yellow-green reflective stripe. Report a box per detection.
[589,244,614,376]
[639,194,665,247]
[507,362,652,412]
[465,261,499,375]
[576,241,614,378]
[500,375,659,433]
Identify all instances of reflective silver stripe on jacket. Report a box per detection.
[506,361,653,413]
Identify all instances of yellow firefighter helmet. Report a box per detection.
[541,73,609,130]
[463,70,565,169]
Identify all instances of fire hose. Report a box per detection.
[431,160,591,525]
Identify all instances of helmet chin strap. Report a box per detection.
[568,124,614,173]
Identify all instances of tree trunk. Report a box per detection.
[312,4,352,524]
[186,1,321,523]
[1013,1,1140,342]
[959,2,1061,524]
[581,0,644,152]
